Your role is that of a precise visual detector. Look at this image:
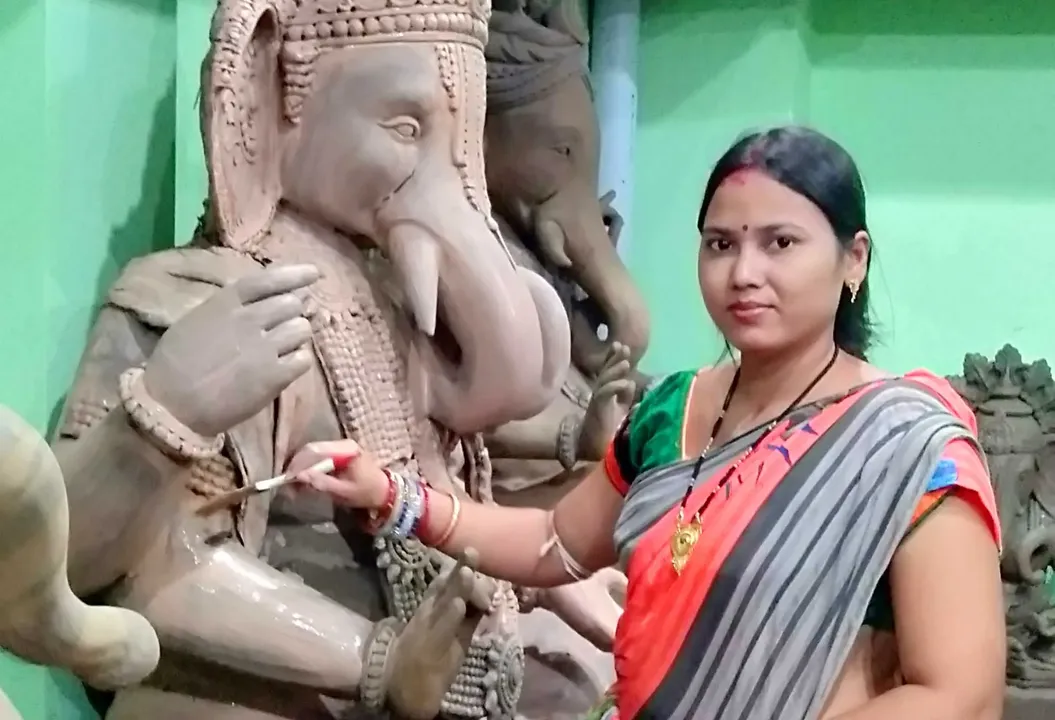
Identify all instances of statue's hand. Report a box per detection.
[541,567,627,652]
[577,342,636,462]
[599,190,624,248]
[385,549,496,720]
[143,264,319,437]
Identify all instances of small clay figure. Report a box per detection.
[0,405,159,707]
[949,345,1055,716]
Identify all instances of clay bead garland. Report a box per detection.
[117,366,226,461]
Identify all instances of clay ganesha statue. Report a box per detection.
[48,0,618,717]
[0,405,159,718]
[482,2,650,503]
[452,2,646,664]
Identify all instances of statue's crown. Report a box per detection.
[284,0,490,49]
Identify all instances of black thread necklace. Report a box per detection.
[670,345,840,575]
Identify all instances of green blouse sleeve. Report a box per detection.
[607,370,696,493]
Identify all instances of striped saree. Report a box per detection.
[591,369,1000,720]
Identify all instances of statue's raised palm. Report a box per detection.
[385,549,497,720]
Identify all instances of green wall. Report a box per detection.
[633,0,1055,376]
[2,0,1052,716]
[0,0,176,716]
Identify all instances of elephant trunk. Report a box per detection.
[0,406,160,690]
[382,167,570,434]
[535,189,651,376]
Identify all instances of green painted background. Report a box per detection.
[0,0,1051,716]
[633,0,1055,375]
[0,0,175,716]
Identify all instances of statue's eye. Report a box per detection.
[384,118,420,141]
[555,145,572,157]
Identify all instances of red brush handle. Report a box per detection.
[328,449,360,474]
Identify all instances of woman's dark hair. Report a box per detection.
[696,125,876,360]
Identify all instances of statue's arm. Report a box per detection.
[51,306,389,698]
[51,305,192,596]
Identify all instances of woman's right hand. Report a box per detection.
[285,439,391,510]
[143,264,320,437]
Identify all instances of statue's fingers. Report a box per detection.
[467,575,498,614]
[427,597,468,645]
[603,342,631,368]
[429,550,477,617]
[596,359,631,388]
[609,378,637,407]
[236,264,320,304]
[606,214,625,243]
[596,379,634,408]
[451,565,476,601]
[459,547,480,571]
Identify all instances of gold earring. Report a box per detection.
[846,281,859,304]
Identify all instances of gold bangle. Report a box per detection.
[432,492,462,548]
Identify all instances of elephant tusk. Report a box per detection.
[536,218,573,269]
[388,224,441,337]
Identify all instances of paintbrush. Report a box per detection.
[195,453,357,517]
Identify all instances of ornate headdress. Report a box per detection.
[204,0,495,248]
[280,0,492,120]
[485,0,586,111]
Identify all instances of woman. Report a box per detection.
[289,126,1006,719]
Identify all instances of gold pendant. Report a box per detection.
[670,513,701,575]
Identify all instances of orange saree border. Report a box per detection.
[904,373,1001,551]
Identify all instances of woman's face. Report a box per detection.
[697,169,867,356]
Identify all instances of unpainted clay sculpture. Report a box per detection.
[466,2,647,691]
[0,405,159,719]
[481,0,650,501]
[47,0,622,717]
[948,344,1055,719]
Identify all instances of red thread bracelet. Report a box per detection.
[362,469,398,534]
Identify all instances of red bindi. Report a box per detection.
[725,167,754,185]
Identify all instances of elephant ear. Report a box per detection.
[203,0,285,250]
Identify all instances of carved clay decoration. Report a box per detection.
[46,0,609,718]
[481,1,651,504]
[949,344,1055,715]
[0,405,159,716]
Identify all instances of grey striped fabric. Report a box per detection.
[611,381,979,720]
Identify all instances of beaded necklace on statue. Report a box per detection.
[670,345,840,575]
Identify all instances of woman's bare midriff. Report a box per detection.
[820,627,904,718]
